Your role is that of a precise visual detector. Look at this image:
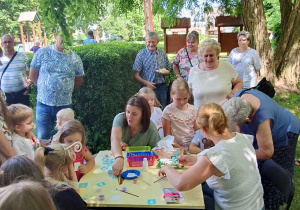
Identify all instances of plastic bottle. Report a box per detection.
[142,157,148,171]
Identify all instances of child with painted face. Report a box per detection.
[162,78,197,153]
[52,108,75,143]
[138,87,164,139]
[57,120,95,181]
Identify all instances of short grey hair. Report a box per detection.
[1,34,14,42]
[222,97,252,126]
[198,39,221,56]
[186,31,199,43]
[35,40,40,44]
[145,32,159,42]
[237,30,251,41]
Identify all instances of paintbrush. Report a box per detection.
[153,176,166,183]
[116,188,139,197]
[140,178,151,186]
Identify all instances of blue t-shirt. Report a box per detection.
[83,37,97,45]
[30,45,84,106]
[235,90,299,148]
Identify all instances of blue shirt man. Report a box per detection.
[83,31,97,45]
[29,32,84,140]
[133,32,170,108]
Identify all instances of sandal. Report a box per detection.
[295,158,300,166]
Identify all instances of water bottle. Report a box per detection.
[142,157,148,171]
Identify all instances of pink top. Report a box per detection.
[162,103,196,148]
[74,146,89,181]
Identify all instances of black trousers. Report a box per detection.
[5,88,30,106]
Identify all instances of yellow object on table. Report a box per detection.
[79,150,205,209]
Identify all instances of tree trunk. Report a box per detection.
[274,0,300,92]
[241,0,276,84]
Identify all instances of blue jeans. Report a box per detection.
[36,101,71,140]
[202,183,215,210]
[153,83,167,108]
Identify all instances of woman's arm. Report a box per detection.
[111,127,125,176]
[159,155,220,191]
[227,76,243,99]
[173,64,181,79]
[0,130,16,158]
[255,119,274,160]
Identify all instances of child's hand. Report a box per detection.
[67,150,76,165]
[178,155,197,166]
[26,132,38,148]
[78,164,88,174]
[157,124,163,130]
[120,141,128,150]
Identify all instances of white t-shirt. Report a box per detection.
[188,61,238,110]
[198,133,264,210]
[228,48,262,89]
[12,133,34,160]
[191,130,206,149]
[151,107,164,139]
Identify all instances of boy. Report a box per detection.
[8,104,35,159]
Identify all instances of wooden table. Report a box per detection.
[79,150,204,209]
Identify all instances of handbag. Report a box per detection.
[239,77,275,98]
[0,51,18,101]
[185,48,193,67]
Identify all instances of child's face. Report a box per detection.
[143,93,156,108]
[58,116,74,128]
[171,92,189,110]
[63,132,82,146]
[16,116,34,134]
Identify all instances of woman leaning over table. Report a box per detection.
[111,95,159,176]
[228,31,262,89]
[173,31,201,81]
[188,39,243,110]
[222,91,299,210]
[159,103,264,210]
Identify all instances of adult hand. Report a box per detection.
[144,81,156,89]
[178,155,197,166]
[120,141,128,150]
[175,74,182,79]
[26,132,38,148]
[112,158,124,177]
[158,165,171,177]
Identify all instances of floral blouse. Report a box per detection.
[173,48,201,81]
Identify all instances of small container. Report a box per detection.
[133,180,137,184]
[99,195,105,201]
[142,158,148,171]
[122,187,127,192]
[83,196,88,200]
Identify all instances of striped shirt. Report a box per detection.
[0,52,28,93]
[133,47,170,84]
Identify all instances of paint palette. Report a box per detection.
[121,170,141,179]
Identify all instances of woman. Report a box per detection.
[188,39,243,110]
[159,103,264,210]
[173,31,201,81]
[228,31,262,89]
[0,156,87,210]
[223,90,299,209]
[111,95,159,176]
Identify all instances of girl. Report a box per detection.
[57,120,95,181]
[159,103,264,210]
[34,143,80,192]
[138,87,164,139]
[162,78,197,151]
[52,108,75,142]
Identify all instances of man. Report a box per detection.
[29,32,84,140]
[0,34,30,106]
[133,32,170,108]
[83,31,97,45]
[30,40,41,53]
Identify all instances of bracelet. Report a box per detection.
[115,156,124,160]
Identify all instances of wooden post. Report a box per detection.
[143,0,154,33]
[26,21,30,42]
[44,31,48,46]
[19,22,26,54]
[31,21,36,44]
[218,26,221,43]
[37,20,43,47]
[164,28,167,53]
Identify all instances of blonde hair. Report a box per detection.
[198,39,221,56]
[0,181,56,210]
[58,120,86,157]
[56,108,75,129]
[170,78,190,97]
[8,104,33,126]
[138,87,162,109]
[196,103,230,136]
[186,30,199,43]
[0,97,13,132]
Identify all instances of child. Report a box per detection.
[138,87,164,139]
[162,78,197,151]
[189,130,215,154]
[52,108,75,142]
[8,104,34,159]
[34,143,79,192]
[57,120,95,181]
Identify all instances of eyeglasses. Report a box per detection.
[2,41,13,45]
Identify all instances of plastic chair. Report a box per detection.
[260,159,295,210]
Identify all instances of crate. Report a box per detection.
[127,155,155,167]
[126,151,152,157]
[126,146,151,153]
